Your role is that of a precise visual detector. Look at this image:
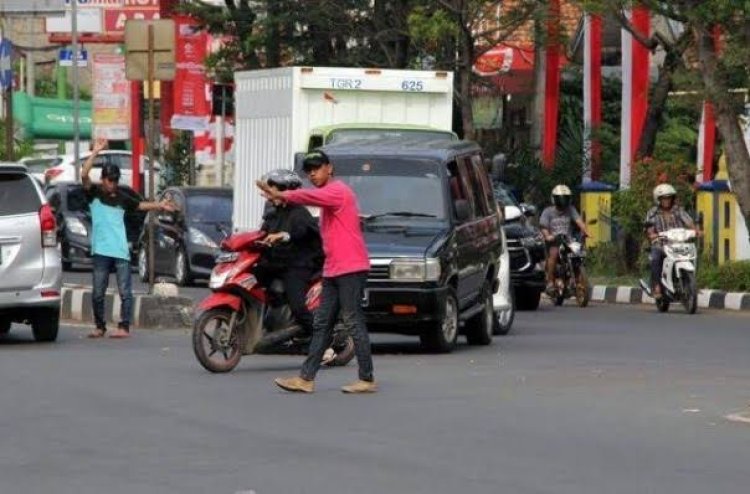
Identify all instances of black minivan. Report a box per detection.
[304,140,505,352]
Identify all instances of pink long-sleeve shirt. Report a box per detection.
[283,180,370,278]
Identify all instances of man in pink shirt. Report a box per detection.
[256,151,376,394]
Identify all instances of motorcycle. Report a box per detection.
[639,228,698,314]
[550,234,590,307]
[192,230,355,373]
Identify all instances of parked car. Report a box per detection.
[299,139,505,352]
[138,187,232,286]
[19,155,63,184]
[45,182,146,270]
[44,150,159,196]
[0,164,62,341]
[494,182,546,311]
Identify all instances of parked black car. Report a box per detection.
[303,139,505,353]
[45,182,146,270]
[494,183,546,311]
[138,187,232,285]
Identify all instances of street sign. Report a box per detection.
[59,48,89,67]
[0,40,12,91]
[124,19,176,81]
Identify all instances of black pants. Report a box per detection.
[650,246,666,288]
[301,272,374,382]
[256,265,315,335]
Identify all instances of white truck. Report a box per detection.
[232,66,455,231]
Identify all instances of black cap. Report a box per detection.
[101,163,121,182]
[302,150,330,171]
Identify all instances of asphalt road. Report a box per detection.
[2,303,750,494]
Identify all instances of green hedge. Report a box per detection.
[698,260,750,292]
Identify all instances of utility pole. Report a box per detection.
[72,0,80,180]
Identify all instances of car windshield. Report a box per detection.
[187,194,233,224]
[494,184,519,207]
[327,129,456,145]
[331,158,446,220]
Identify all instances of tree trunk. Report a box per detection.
[265,0,281,68]
[694,27,750,230]
[635,48,680,159]
[530,19,545,160]
[459,24,475,140]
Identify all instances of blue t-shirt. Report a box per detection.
[86,185,139,261]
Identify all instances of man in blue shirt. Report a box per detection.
[83,139,176,339]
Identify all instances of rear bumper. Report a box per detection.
[0,249,63,312]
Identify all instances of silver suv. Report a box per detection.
[0,164,62,341]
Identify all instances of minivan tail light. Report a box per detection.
[44,168,64,183]
[39,204,57,247]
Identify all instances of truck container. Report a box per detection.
[232,66,454,231]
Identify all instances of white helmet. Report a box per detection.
[551,184,572,208]
[653,183,677,204]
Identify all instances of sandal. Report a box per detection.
[108,329,131,339]
[87,329,106,339]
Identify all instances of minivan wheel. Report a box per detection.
[138,246,149,282]
[31,309,59,342]
[420,289,458,353]
[466,283,494,345]
[175,247,192,286]
[494,288,515,336]
[515,287,541,311]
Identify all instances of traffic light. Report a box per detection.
[212,84,234,117]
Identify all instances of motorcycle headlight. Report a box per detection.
[66,217,88,236]
[209,265,232,289]
[188,227,218,249]
[389,258,441,281]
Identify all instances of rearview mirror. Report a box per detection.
[520,203,537,217]
[454,199,472,222]
[491,153,507,182]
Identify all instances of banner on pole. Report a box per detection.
[93,54,131,140]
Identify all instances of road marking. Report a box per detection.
[724,292,744,311]
[616,286,632,303]
[698,289,713,308]
[725,412,750,425]
[591,286,606,301]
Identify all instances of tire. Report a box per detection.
[31,309,59,342]
[681,271,698,314]
[192,308,243,373]
[420,289,459,353]
[656,296,670,313]
[575,266,590,308]
[174,247,192,286]
[515,287,541,311]
[137,246,149,283]
[0,318,11,335]
[466,283,494,345]
[493,285,515,336]
[325,330,356,367]
[554,293,565,306]
[61,243,73,271]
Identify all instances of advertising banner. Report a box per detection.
[171,15,210,132]
[92,54,131,140]
[46,0,160,42]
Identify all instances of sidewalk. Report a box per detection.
[589,285,750,312]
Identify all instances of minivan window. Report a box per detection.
[470,155,496,215]
[187,194,233,224]
[0,174,40,215]
[331,158,446,220]
[447,160,474,222]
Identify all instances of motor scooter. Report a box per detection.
[639,228,698,314]
[192,230,355,373]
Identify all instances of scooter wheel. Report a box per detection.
[656,298,670,313]
[193,308,243,373]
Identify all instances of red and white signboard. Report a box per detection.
[170,15,211,132]
[47,0,160,42]
[93,54,131,140]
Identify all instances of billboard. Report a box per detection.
[46,0,160,42]
[92,54,130,140]
[0,0,65,14]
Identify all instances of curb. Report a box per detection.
[589,285,750,312]
[61,284,194,329]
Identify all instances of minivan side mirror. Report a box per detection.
[454,199,472,222]
[520,203,537,217]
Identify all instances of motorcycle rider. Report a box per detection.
[539,184,589,296]
[255,169,323,338]
[644,183,698,299]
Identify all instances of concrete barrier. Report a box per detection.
[589,285,750,311]
[61,284,193,329]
